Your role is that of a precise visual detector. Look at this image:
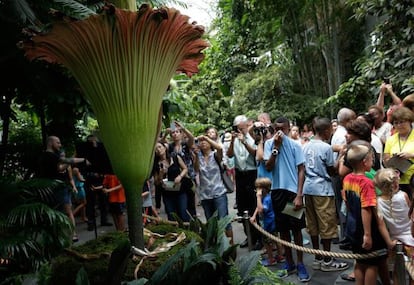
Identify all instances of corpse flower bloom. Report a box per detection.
[22,4,209,248]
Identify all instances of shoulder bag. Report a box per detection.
[214,153,234,193]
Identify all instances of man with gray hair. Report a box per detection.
[227,115,261,249]
[330,108,356,245]
[331,108,356,160]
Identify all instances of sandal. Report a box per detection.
[340,273,355,282]
[72,235,79,242]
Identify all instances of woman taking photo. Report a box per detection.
[384,107,414,199]
[194,135,234,244]
[153,142,190,222]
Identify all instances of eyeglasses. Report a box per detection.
[393,120,408,126]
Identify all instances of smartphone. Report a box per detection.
[383,77,390,84]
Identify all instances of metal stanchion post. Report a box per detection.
[243,210,253,251]
[395,241,407,285]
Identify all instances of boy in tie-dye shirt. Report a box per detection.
[342,144,394,285]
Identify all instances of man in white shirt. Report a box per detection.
[227,115,260,249]
[330,108,356,243]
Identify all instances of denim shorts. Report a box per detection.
[62,186,72,205]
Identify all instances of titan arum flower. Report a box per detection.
[22,3,209,248]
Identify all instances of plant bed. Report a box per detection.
[49,225,202,285]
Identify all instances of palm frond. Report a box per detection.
[0,178,73,274]
[1,236,42,260]
[145,0,188,9]
[7,203,57,226]
[53,0,97,20]
[0,0,37,25]
[19,178,62,204]
[235,251,262,281]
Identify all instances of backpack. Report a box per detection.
[213,153,234,193]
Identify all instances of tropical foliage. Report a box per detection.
[0,178,73,282]
[332,0,414,110]
[1,0,414,281]
[183,0,414,128]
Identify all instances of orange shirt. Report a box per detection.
[103,174,126,203]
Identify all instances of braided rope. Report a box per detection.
[143,213,414,277]
[250,221,386,260]
[405,261,414,280]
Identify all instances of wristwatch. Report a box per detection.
[272,148,279,156]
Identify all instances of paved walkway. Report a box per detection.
[74,192,356,284]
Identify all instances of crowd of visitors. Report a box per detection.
[35,80,414,283]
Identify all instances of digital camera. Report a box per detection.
[254,125,274,136]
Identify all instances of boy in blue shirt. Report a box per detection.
[303,117,349,272]
[264,117,309,282]
[250,177,284,266]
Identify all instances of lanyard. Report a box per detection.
[398,129,412,152]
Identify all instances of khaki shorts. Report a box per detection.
[305,195,338,239]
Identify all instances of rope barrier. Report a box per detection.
[405,261,414,281]
[143,212,414,283]
[143,213,386,260]
[250,220,387,260]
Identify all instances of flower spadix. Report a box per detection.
[22,4,209,247]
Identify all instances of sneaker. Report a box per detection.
[297,263,311,282]
[72,234,79,243]
[312,258,322,270]
[321,258,349,272]
[261,258,277,267]
[277,261,296,278]
[275,255,285,263]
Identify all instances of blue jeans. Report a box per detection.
[201,194,232,230]
[162,191,189,222]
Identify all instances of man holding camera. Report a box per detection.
[264,117,310,282]
[227,115,261,249]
